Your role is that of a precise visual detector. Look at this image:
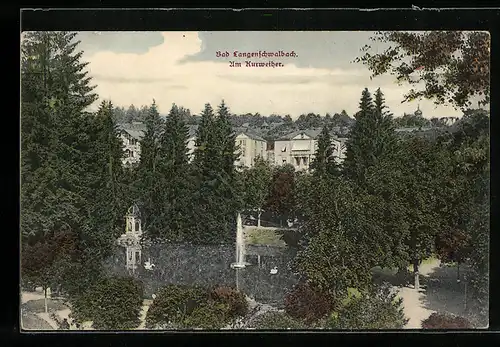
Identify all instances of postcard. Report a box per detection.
[20,29,490,331]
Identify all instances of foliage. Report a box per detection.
[344,88,397,185]
[355,31,490,109]
[21,32,127,304]
[364,135,453,285]
[21,241,55,291]
[251,311,308,330]
[421,312,472,329]
[394,112,432,128]
[310,125,339,177]
[294,175,390,296]
[145,284,247,329]
[189,101,242,244]
[284,282,335,324]
[209,286,249,319]
[241,157,272,223]
[181,302,229,329]
[325,283,408,329]
[265,164,296,225]
[153,103,196,242]
[71,275,144,330]
[145,284,209,329]
[135,100,164,238]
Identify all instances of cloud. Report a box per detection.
[83,31,463,119]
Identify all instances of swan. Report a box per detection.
[270,266,278,275]
[144,258,155,270]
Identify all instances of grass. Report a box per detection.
[22,299,69,313]
[245,228,286,247]
[406,256,439,271]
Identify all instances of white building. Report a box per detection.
[117,123,198,166]
[118,122,145,166]
[235,130,267,169]
[273,129,347,171]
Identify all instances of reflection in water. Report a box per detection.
[105,243,298,306]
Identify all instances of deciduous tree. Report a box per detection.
[355,31,490,109]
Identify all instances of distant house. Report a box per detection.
[117,122,146,166]
[117,122,198,166]
[234,129,268,169]
[186,125,198,161]
[273,129,347,171]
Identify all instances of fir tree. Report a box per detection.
[192,103,215,175]
[136,100,164,239]
[84,100,127,254]
[21,31,97,244]
[21,31,108,298]
[343,88,396,185]
[156,103,194,241]
[310,125,339,177]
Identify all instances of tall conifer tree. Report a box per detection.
[156,104,194,241]
[310,125,339,177]
[136,100,164,239]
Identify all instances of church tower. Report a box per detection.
[415,104,423,118]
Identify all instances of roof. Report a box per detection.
[127,204,141,218]
[187,125,198,138]
[234,128,267,142]
[121,129,145,140]
[395,127,432,132]
[276,128,323,141]
[118,123,198,140]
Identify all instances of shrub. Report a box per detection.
[325,283,408,329]
[182,302,229,330]
[251,311,307,330]
[71,275,143,330]
[421,312,472,329]
[284,282,334,324]
[209,286,248,319]
[145,284,209,329]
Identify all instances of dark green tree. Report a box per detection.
[156,103,195,241]
[294,175,390,298]
[241,157,272,226]
[189,101,241,244]
[21,32,111,300]
[192,103,215,174]
[265,164,297,227]
[310,125,339,177]
[136,100,164,239]
[343,88,397,186]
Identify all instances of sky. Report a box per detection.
[77,31,466,119]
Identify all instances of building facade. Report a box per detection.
[118,122,145,166]
[118,123,198,166]
[273,129,347,171]
[235,131,268,169]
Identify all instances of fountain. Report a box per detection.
[231,212,250,269]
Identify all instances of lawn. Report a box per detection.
[244,228,287,247]
[21,298,69,313]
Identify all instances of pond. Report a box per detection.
[103,242,299,307]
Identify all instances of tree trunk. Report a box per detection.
[413,259,420,291]
[44,287,48,314]
[257,210,262,228]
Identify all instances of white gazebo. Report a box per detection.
[117,204,143,274]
